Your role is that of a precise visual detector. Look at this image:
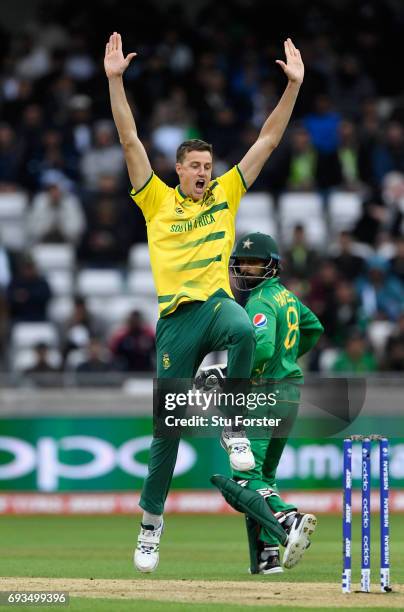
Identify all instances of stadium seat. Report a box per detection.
[239,192,275,217]
[11,322,59,349]
[236,217,277,238]
[282,217,328,247]
[127,271,156,297]
[327,240,370,259]
[76,269,123,297]
[0,192,27,217]
[0,192,28,250]
[236,193,277,237]
[46,270,74,296]
[279,192,327,246]
[350,242,374,259]
[367,321,395,356]
[48,297,74,324]
[128,244,151,270]
[0,221,27,251]
[32,244,75,272]
[12,348,62,372]
[318,348,340,372]
[64,348,87,370]
[87,295,159,329]
[328,192,362,234]
[279,192,323,222]
[106,295,158,326]
[377,242,396,259]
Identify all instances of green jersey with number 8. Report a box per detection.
[245,277,323,380]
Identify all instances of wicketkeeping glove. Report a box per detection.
[194,363,227,391]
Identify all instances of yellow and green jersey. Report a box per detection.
[246,277,324,380]
[130,166,247,316]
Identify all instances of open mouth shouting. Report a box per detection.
[194,179,206,197]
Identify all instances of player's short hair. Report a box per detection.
[176,139,213,163]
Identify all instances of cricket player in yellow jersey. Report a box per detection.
[104,31,305,573]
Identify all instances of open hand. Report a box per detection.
[276,38,304,85]
[104,32,137,78]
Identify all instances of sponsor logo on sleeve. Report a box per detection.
[253,313,267,328]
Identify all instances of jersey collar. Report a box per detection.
[175,185,201,206]
[175,185,188,203]
[250,277,280,294]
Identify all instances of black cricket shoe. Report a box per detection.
[258,546,283,574]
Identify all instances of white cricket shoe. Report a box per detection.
[283,513,317,569]
[220,429,255,471]
[134,520,164,573]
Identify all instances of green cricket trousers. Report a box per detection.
[233,381,301,545]
[140,290,256,515]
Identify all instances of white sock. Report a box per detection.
[142,511,162,529]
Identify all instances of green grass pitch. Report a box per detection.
[0,514,403,611]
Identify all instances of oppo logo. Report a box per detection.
[0,436,196,492]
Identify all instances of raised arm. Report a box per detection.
[104,32,152,191]
[238,38,304,189]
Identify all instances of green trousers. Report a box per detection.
[233,382,300,545]
[140,290,256,515]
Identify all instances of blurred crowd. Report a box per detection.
[271,226,404,373]
[0,0,403,382]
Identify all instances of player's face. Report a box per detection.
[238,258,264,277]
[176,150,213,201]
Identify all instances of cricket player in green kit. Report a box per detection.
[201,232,324,572]
[104,32,305,573]
[230,231,324,573]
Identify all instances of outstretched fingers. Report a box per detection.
[107,32,120,52]
[105,31,136,69]
[288,38,301,58]
[283,38,302,66]
[276,37,304,83]
[283,39,289,60]
[106,32,121,55]
[284,38,293,59]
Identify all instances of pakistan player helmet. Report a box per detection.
[230,232,281,290]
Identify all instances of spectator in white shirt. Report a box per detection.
[80,120,124,189]
[28,169,85,245]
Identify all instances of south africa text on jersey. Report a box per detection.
[170,213,215,233]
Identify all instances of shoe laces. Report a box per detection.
[138,541,158,555]
[232,443,250,454]
[137,524,161,551]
